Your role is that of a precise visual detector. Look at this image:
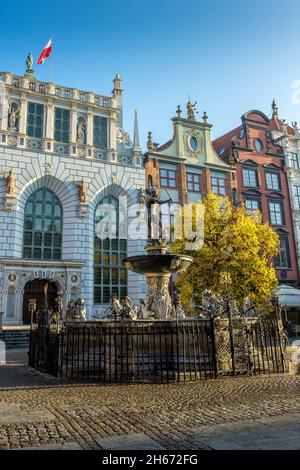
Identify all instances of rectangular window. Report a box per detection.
[294,185,300,210]
[266,171,280,190]
[275,238,291,268]
[269,201,284,225]
[160,169,177,188]
[27,102,44,139]
[94,238,127,304]
[93,116,108,149]
[211,174,226,195]
[54,107,70,143]
[291,152,299,169]
[187,173,201,192]
[245,198,260,214]
[243,167,258,187]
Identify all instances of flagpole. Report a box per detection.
[49,34,52,83]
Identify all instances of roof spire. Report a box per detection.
[272,98,278,117]
[133,109,140,149]
[112,73,123,97]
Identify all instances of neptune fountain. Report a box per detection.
[123,186,193,319]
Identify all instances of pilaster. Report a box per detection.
[19,93,28,135]
[0,90,9,131]
[178,163,188,205]
[86,108,93,147]
[201,168,212,195]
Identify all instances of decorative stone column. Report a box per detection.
[19,93,28,135]
[44,99,54,153]
[109,113,117,151]
[86,108,93,157]
[70,104,78,157]
[0,90,9,131]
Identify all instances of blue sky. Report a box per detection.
[1,0,300,148]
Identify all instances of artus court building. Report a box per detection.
[0,61,146,325]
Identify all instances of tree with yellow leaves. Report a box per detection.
[171,193,279,311]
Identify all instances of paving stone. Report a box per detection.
[193,437,248,450]
[255,439,299,450]
[20,442,82,450]
[1,364,300,450]
[96,433,165,450]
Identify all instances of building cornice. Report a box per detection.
[0,259,85,268]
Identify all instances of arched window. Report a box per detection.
[94,196,127,304]
[23,188,62,260]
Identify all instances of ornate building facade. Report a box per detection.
[213,109,299,287]
[270,101,300,277]
[145,103,237,233]
[0,61,146,325]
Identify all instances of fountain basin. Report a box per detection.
[122,254,193,275]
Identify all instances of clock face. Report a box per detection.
[189,136,198,152]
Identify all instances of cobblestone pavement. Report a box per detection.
[0,352,300,450]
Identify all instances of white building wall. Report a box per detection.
[0,146,146,324]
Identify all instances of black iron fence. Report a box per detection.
[28,316,286,383]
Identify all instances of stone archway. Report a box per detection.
[22,279,58,324]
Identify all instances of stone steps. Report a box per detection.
[0,330,30,350]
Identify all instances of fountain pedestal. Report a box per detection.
[123,250,193,319]
[145,273,173,319]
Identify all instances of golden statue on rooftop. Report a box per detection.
[187,101,197,120]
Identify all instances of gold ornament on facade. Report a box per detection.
[78,178,88,203]
[6,170,15,195]
[4,170,16,212]
[147,131,154,150]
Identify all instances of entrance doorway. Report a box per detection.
[23,279,58,324]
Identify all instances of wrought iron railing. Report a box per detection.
[28,316,286,383]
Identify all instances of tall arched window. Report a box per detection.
[23,188,62,260]
[94,196,127,304]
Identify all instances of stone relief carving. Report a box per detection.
[116,128,131,147]
[184,129,203,157]
[146,275,175,320]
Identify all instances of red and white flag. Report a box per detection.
[37,39,52,64]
